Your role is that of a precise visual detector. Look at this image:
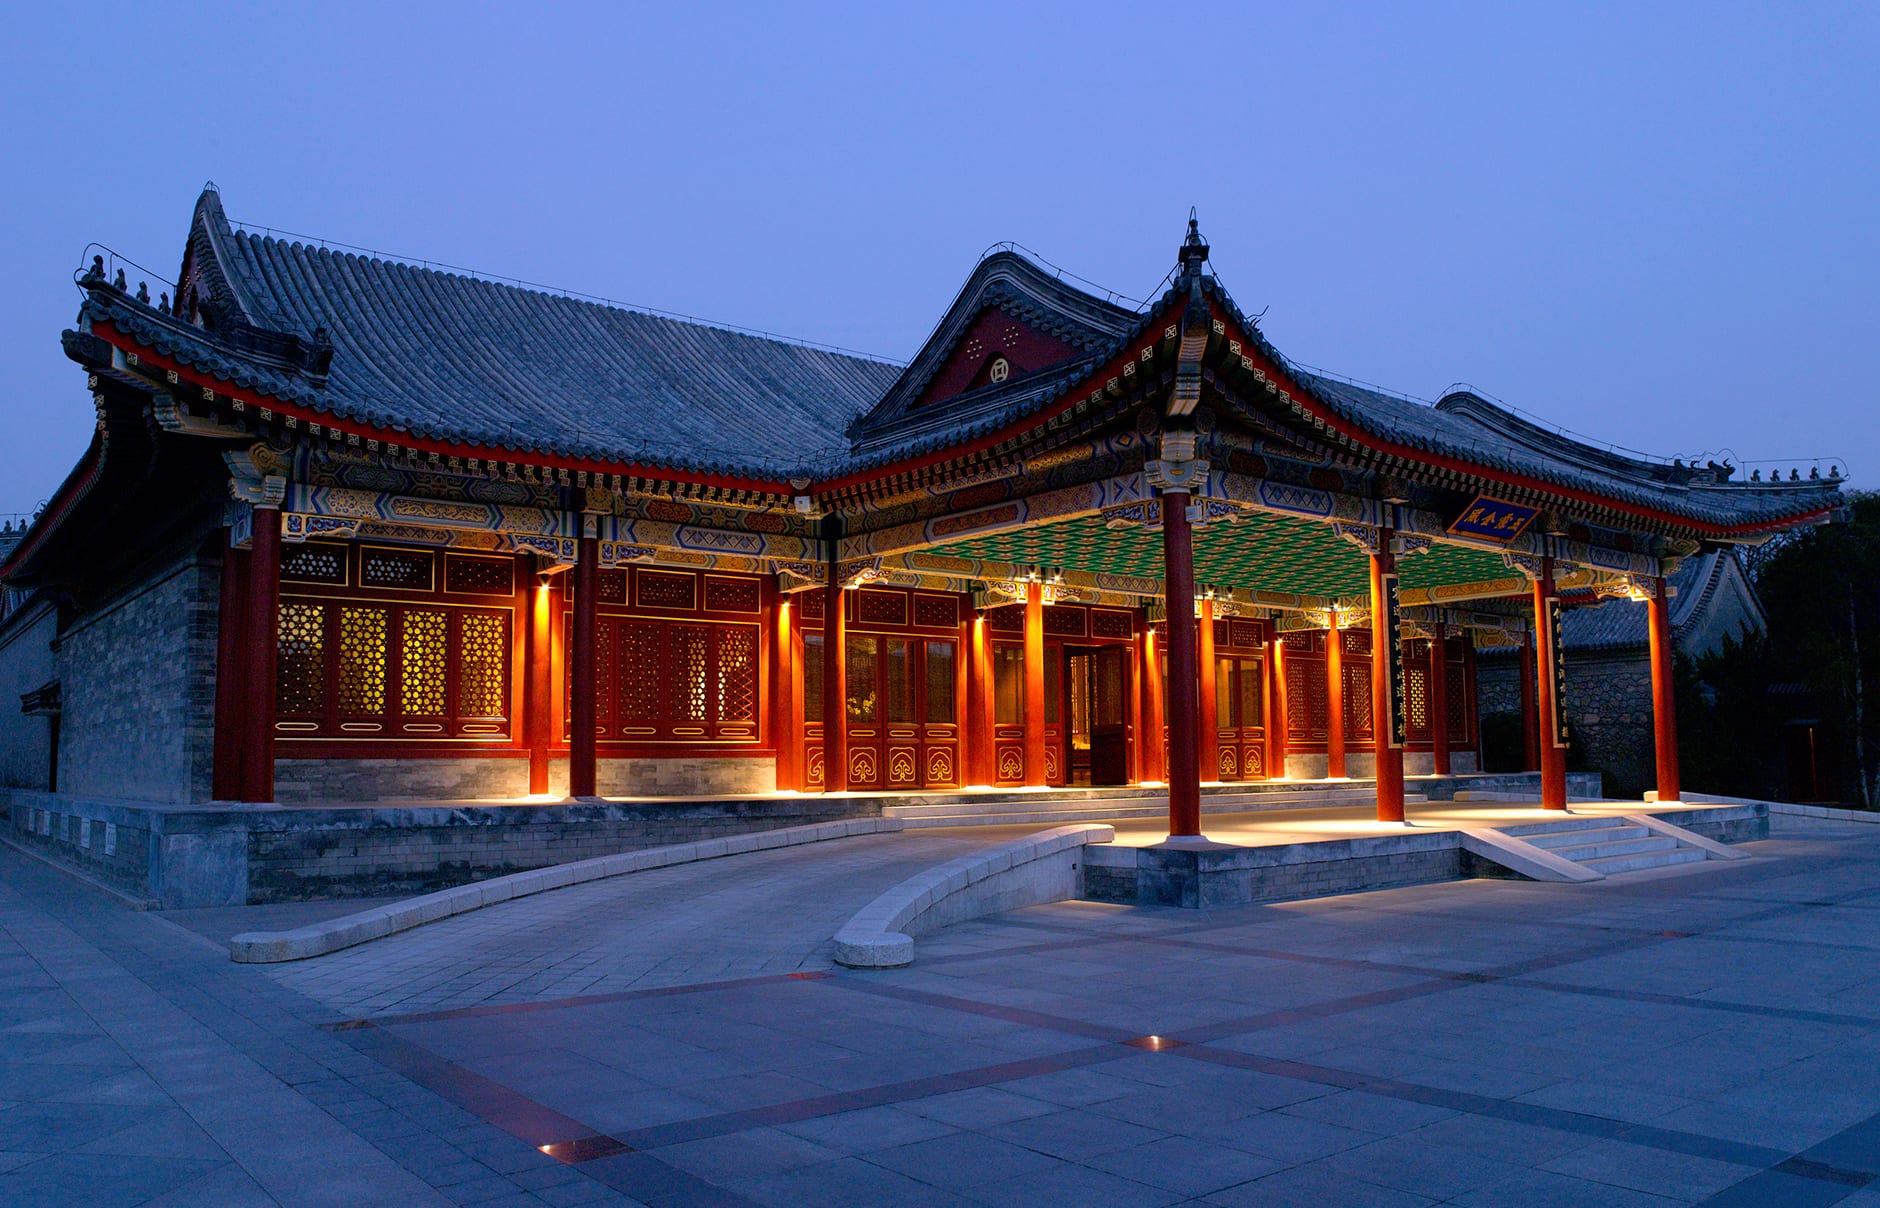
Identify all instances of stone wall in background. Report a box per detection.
[57,558,220,804]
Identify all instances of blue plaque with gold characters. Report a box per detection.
[1447,496,1539,542]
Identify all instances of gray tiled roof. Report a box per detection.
[75,190,1847,533]
[99,191,900,480]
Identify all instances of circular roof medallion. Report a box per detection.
[988,356,1010,383]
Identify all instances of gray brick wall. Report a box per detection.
[58,558,220,804]
[1478,648,1656,798]
[0,599,58,790]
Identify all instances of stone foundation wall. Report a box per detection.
[1084,833,1466,908]
[5,795,155,898]
[56,558,220,804]
[273,755,776,803]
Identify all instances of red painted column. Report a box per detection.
[771,585,798,792]
[239,505,281,803]
[1325,608,1346,779]
[1023,580,1047,786]
[1533,557,1568,810]
[823,575,848,792]
[1268,634,1289,780]
[1519,629,1541,772]
[1647,575,1681,802]
[569,535,599,799]
[1198,597,1218,782]
[1144,624,1167,784]
[1371,540,1405,823]
[966,610,991,785]
[526,564,553,795]
[1162,490,1202,836]
[1429,628,1452,776]
[212,531,249,801]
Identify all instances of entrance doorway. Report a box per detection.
[1213,652,1268,780]
[1060,645,1130,786]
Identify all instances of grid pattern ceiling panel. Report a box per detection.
[931,511,1512,599]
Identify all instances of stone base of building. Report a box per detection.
[272,755,777,804]
[2,787,862,906]
[1083,801,1768,908]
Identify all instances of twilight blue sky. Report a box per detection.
[2,3,1875,514]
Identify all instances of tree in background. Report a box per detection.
[1680,491,1879,806]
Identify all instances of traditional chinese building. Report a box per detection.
[0,188,1846,840]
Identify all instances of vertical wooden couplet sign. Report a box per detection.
[1544,595,1569,749]
[1380,571,1408,749]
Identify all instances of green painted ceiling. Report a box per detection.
[930,510,1514,599]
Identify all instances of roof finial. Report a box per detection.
[1178,207,1209,276]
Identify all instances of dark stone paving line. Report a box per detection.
[833,971,1880,1199]
[325,970,832,1029]
[1510,977,1880,1030]
[342,1023,770,1207]
[0,846,638,1208]
[613,1043,1131,1151]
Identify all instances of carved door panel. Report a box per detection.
[991,641,1026,785]
[920,638,960,787]
[1214,654,1269,780]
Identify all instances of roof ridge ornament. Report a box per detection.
[1178,208,1209,277]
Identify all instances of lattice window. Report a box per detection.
[276,602,326,714]
[337,607,389,714]
[458,613,508,717]
[1288,659,1327,740]
[856,590,906,626]
[281,542,346,585]
[800,591,825,621]
[636,570,695,610]
[1043,606,1086,637]
[1406,665,1429,736]
[986,604,1024,632]
[1230,620,1264,649]
[914,594,960,629]
[1446,663,1471,744]
[1089,609,1133,639]
[444,555,514,595]
[597,570,627,605]
[717,627,757,722]
[1344,662,1373,737]
[1344,630,1372,656]
[360,548,434,591]
[400,610,448,715]
[673,626,708,721]
[1283,631,1319,654]
[615,620,662,722]
[703,577,761,614]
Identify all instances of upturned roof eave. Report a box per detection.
[1194,281,1842,541]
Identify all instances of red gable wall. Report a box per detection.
[914,309,1078,409]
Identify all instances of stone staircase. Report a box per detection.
[1496,815,1710,875]
[883,786,1429,829]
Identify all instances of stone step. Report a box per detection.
[1538,835,1680,863]
[1499,816,1632,838]
[1521,825,1651,850]
[1580,847,1708,875]
[891,795,1432,829]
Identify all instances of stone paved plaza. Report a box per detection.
[6,814,1880,1206]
